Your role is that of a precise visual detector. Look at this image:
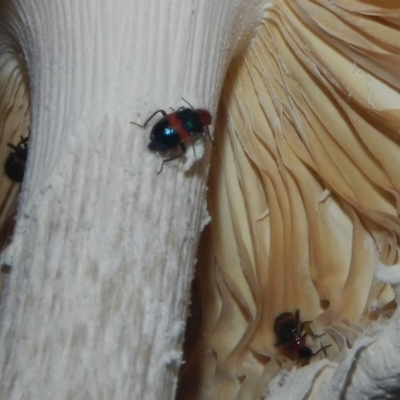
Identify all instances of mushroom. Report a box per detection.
[2,0,400,399]
[0,0,265,399]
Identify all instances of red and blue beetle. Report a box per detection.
[132,100,212,173]
[274,310,330,360]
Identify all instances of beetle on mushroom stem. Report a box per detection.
[131,99,212,173]
[5,135,29,183]
[274,310,330,361]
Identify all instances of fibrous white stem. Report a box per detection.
[0,1,266,399]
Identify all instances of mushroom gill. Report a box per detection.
[0,40,30,253]
[178,1,400,399]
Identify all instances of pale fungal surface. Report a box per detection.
[178,1,400,399]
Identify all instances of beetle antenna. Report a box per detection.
[181,97,194,109]
[157,144,186,175]
[312,344,331,357]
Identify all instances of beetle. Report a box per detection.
[131,99,212,173]
[1,264,12,274]
[274,310,330,360]
[5,135,29,183]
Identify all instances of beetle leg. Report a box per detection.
[297,310,314,334]
[300,318,325,340]
[7,136,29,157]
[311,344,331,357]
[157,144,186,174]
[130,109,167,128]
[7,143,19,152]
[299,320,313,333]
[19,136,29,145]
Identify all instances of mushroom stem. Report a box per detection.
[0,1,265,398]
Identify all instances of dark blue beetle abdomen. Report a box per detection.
[148,119,181,152]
